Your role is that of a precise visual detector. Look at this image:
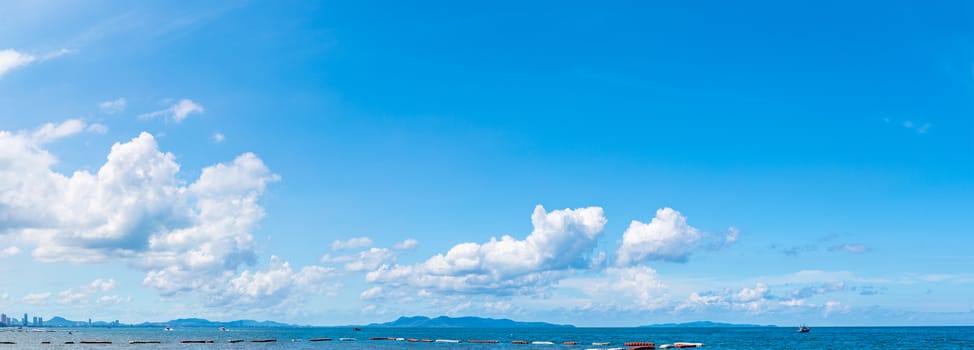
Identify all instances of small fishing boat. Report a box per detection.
[512,340,529,344]
[129,340,161,344]
[798,324,810,333]
[532,341,555,345]
[339,338,357,341]
[435,339,460,343]
[250,339,276,343]
[229,339,244,343]
[309,338,332,342]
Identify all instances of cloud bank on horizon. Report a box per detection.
[4,117,963,325]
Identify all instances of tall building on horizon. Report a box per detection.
[22,314,27,327]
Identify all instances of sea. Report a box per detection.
[0,326,971,349]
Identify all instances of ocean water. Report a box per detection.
[0,326,971,349]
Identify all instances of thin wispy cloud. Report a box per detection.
[829,244,869,254]
[884,117,932,134]
[138,99,204,123]
[98,98,127,114]
[0,48,72,78]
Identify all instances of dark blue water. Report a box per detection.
[0,327,971,349]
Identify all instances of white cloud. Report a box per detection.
[734,283,770,303]
[31,119,87,144]
[678,283,775,314]
[22,292,51,304]
[0,123,331,311]
[823,300,849,317]
[0,246,20,257]
[89,278,117,292]
[322,247,397,272]
[366,205,607,295]
[0,48,71,79]
[331,237,373,251]
[138,99,204,123]
[212,132,225,143]
[87,123,109,134]
[829,244,869,254]
[393,238,418,251]
[616,208,736,265]
[0,49,36,78]
[564,266,669,312]
[216,256,340,307]
[98,98,127,114]
[96,295,126,305]
[360,286,384,301]
[57,278,118,305]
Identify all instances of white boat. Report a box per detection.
[339,338,357,341]
[435,339,460,343]
[532,341,555,345]
[798,324,810,333]
[593,342,611,346]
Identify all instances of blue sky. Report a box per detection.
[0,0,971,326]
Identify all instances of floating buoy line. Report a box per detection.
[0,332,702,349]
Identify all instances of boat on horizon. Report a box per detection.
[798,324,810,333]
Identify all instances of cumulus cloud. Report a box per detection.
[212,132,225,143]
[216,256,340,307]
[0,246,20,257]
[98,98,127,114]
[138,99,204,123]
[366,205,607,295]
[616,208,737,265]
[0,122,332,310]
[331,237,373,251]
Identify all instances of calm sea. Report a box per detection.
[0,326,971,349]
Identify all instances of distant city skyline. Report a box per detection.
[0,1,971,326]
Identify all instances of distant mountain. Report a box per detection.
[367,316,574,328]
[41,316,86,327]
[640,321,776,328]
[136,318,294,328]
